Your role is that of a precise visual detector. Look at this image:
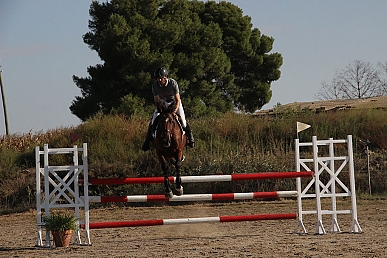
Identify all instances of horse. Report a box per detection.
[151,101,187,198]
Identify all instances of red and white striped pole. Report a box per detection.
[81,213,297,229]
[87,191,298,203]
[84,171,313,185]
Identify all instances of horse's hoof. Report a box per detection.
[165,190,173,198]
[175,186,183,196]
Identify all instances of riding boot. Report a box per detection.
[184,122,195,148]
[142,116,159,151]
[141,123,153,151]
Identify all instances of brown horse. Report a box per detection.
[152,102,187,198]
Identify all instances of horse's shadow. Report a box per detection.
[0,246,42,252]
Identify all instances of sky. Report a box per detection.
[0,0,386,135]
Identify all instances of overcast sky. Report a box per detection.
[1,0,386,134]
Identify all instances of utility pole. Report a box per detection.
[359,139,371,195]
[0,63,10,136]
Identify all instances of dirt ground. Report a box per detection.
[0,198,386,258]
[256,95,387,115]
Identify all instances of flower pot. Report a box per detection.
[52,230,72,247]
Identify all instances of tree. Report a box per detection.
[70,0,283,121]
[317,78,343,100]
[316,60,382,100]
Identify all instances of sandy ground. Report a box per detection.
[0,199,386,258]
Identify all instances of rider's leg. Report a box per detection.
[184,122,195,148]
[141,122,153,151]
[176,103,186,127]
[176,104,195,148]
[141,110,159,151]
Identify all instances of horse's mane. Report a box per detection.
[157,99,176,114]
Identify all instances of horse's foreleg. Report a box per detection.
[175,158,183,196]
[161,160,173,198]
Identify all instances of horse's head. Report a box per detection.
[158,112,176,148]
[155,100,184,149]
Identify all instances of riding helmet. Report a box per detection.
[154,67,168,79]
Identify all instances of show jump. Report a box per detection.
[35,135,362,247]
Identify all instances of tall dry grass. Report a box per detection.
[1,108,387,211]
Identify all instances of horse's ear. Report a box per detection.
[167,101,176,113]
[157,99,168,113]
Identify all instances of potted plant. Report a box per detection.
[43,211,77,247]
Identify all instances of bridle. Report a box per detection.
[161,114,175,148]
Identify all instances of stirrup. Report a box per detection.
[141,142,151,151]
[188,141,195,148]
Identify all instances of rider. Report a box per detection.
[141,67,195,151]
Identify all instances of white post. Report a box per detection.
[73,145,82,245]
[329,138,340,232]
[295,138,307,234]
[35,146,43,247]
[313,136,326,234]
[83,143,91,245]
[43,144,52,247]
[348,135,362,233]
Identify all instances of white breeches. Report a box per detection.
[151,102,187,127]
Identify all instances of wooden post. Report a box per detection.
[0,65,10,135]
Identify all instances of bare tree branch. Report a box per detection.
[317,60,383,100]
[378,61,387,95]
[315,79,342,100]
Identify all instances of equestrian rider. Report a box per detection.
[141,67,195,151]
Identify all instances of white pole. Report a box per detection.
[313,136,326,234]
[73,145,82,244]
[294,138,307,234]
[329,138,340,232]
[35,146,43,246]
[83,143,91,245]
[43,144,51,247]
[348,135,362,233]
